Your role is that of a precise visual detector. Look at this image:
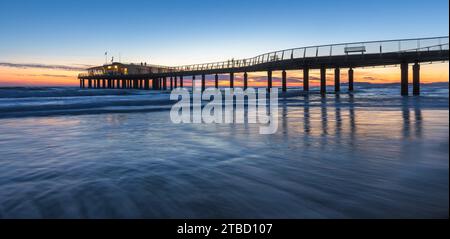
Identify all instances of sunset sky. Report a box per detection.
[0,0,448,87]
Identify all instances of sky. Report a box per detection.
[0,0,448,86]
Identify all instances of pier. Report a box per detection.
[79,36,449,96]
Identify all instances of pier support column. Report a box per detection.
[320,67,326,95]
[162,77,167,90]
[348,68,354,92]
[122,79,126,89]
[215,74,219,89]
[401,62,409,96]
[88,79,92,88]
[303,68,309,91]
[170,77,173,90]
[267,70,272,92]
[244,72,248,90]
[230,72,234,89]
[102,79,106,88]
[282,70,287,92]
[80,79,83,88]
[334,68,340,92]
[97,79,101,88]
[180,76,184,88]
[192,75,196,91]
[174,76,178,88]
[201,74,206,92]
[413,62,420,96]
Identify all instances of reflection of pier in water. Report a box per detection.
[277,95,423,144]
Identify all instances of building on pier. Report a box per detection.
[86,62,172,76]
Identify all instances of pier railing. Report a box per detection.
[172,36,448,72]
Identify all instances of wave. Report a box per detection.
[0,87,176,118]
[0,87,154,98]
[0,86,448,119]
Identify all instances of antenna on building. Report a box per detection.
[105,51,108,65]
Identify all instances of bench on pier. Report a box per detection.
[345,46,366,54]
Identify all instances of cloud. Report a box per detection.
[309,76,321,82]
[34,74,72,78]
[363,76,378,81]
[14,73,72,78]
[0,62,92,71]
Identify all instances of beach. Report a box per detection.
[0,85,448,218]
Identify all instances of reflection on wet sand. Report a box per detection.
[279,93,423,144]
[0,91,446,219]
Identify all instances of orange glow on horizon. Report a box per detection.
[0,63,448,87]
[0,66,78,86]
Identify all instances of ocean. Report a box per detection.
[0,84,448,218]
